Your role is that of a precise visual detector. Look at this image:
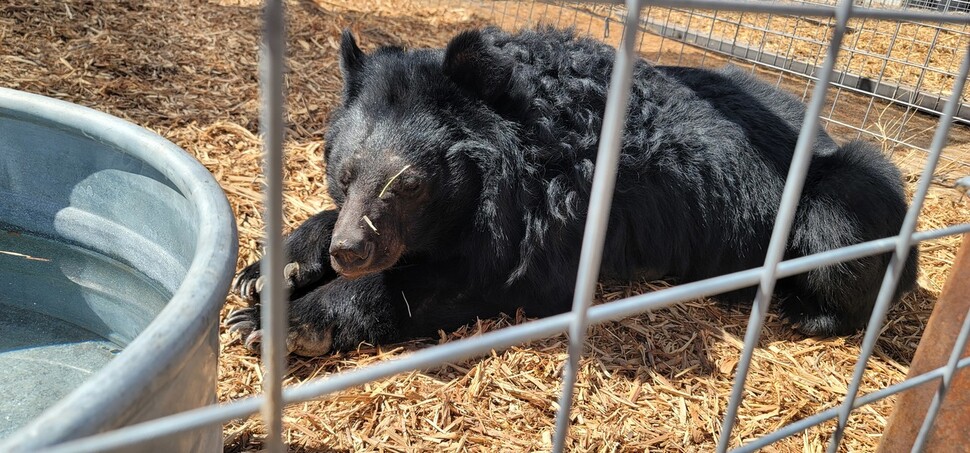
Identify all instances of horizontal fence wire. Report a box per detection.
[580,0,970,24]
[631,12,970,121]
[733,356,970,451]
[525,10,970,214]
[38,225,970,453]
[28,1,970,452]
[538,0,970,171]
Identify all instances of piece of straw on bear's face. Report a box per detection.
[378,164,412,198]
[355,165,413,236]
[362,214,379,235]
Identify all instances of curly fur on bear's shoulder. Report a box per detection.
[457,28,769,283]
[446,27,915,334]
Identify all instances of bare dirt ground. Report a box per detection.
[2,1,968,451]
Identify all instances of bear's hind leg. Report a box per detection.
[777,276,871,336]
[780,141,917,336]
[780,190,893,336]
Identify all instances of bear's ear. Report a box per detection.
[339,29,366,101]
[443,30,528,116]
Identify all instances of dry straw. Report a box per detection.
[2,0,967,451]
[379,164,413,198]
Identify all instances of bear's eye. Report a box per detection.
[339,167,354,191]
[397,175,422,195]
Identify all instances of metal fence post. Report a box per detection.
[259,0,289,451]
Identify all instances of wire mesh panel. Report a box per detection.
[20,1,970,452]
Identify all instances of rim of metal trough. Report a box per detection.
[0,87,238,446]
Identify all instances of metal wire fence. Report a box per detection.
[36,0,970,452]
[486,0,970,173]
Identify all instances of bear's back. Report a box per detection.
[477,28,791,181]
[474,28,812,281]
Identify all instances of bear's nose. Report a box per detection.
[329,238,375,274]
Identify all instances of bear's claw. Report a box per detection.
[232,261,302,302]
[244,329,263,351]
[225,306,258,327]
[225,306,260,351]
[227,320,255,335]
[225,306,263,352]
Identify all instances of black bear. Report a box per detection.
[227,27,917,356]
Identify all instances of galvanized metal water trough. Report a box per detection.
[0,88,237,451]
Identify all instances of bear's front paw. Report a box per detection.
[224,303,337,357]
[225,305,263,350]
[231,261,302,302]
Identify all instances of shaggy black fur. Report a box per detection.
[228,27,918,356]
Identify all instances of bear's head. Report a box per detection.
[322,29,528,279]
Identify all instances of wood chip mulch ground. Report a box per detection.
[2,1,968,451]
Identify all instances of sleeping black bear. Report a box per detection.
[227,27,917,356]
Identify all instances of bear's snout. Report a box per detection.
[330,236,376,277]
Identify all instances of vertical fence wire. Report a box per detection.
[826,38,970,453]
[716,1,856,451]
[550,0,643,450]
[884,20,945,150]
[697,8,721,68]
[858,19,904,142]
[826,13,868,123]
[258,0,288,451]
